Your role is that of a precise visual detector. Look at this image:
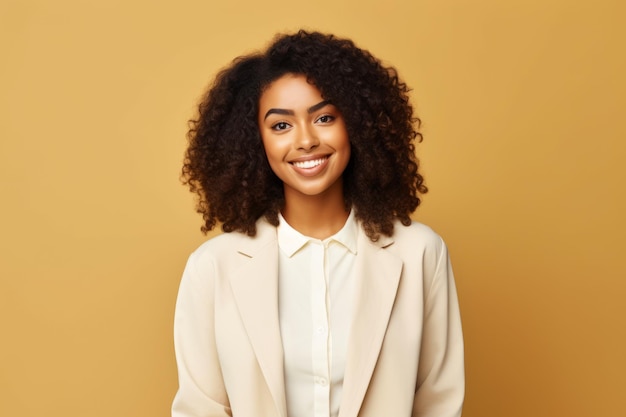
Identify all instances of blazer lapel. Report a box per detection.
[228,221,287,417]
[338,232,402,417]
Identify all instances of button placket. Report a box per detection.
[310,241,331,416]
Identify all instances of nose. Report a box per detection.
[296,124,319,151]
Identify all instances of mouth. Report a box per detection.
[290,156,329,169]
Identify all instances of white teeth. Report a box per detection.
[292,158,326,169]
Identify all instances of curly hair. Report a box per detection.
[182,30,428,241]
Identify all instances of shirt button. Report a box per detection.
[316,377,328,386]
[316,326,325,334]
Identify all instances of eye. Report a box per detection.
[316,115,335,124]
[271,121,291,131]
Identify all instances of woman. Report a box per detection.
[173,30,464,417]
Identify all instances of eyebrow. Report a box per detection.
[263,100,331,120]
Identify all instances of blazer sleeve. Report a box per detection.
[172,250,232,417]
[413,237,465,417]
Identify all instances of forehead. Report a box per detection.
[259,74,324,110]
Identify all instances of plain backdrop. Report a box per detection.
[1,0,624,416]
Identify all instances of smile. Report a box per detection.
[291,157,328,169]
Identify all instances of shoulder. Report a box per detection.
[376,221,454,291]
[192,230,246,257]
[382,220,450,269]
[390,220,446,252]
[188,218,278,266]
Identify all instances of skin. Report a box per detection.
[258,73,351,239]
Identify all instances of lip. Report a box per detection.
[288,154,331,177]
[288,153,331,163]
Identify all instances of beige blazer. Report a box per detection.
[172,219,464,417]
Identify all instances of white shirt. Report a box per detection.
[277,211,358,417]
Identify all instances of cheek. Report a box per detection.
[260,133,277,158]
[260,138,285,176]
[262,140,285,164]
[340,147,351,170]
[335,131,351,156]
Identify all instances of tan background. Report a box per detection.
[1,0,624,416]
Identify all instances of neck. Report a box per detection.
[281,183,349,240]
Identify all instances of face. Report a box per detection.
[258,74,351,201]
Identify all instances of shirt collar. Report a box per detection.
[277,210,358,257]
